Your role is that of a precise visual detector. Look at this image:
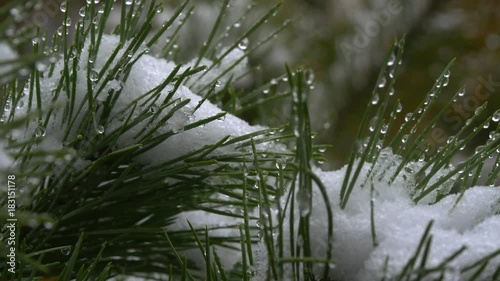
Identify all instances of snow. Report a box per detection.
[251,148,500,281]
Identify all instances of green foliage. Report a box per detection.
[0,0,499,281]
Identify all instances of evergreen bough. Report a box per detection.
[0,1,499,280]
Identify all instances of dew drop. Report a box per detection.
[401,134,409,143]
[380,124,388,134]
[263,88,269,94]
[378,77,386,88]
[270,78,278,85]
[404,113,413,122]
[35,126,46,138]
[388,68,395,78]
[298,193,311,217]
[125,0,133,5]
[89,70,99,82]
[387,53,395,66]
[388,87,395,96]
[60,2,67,12]
[458,88,465,97]
[61,246,71,256]
[492,110,500,122]
[396,102,403,113]
[444,70,451,78]
[64,17,72,27]
[96,125,104,134]
[305,70,315,85]
[214,80,221,87]
[233,22,241,28]
[16,100,24,109]
[156,6,163,13]
[238,38,249,50]
[443,76,449,87]
[79,6,86,17]
[369,117,378,132]
[371,93,380,105]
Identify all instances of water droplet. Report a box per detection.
[299,194,311,217]
[380,124,388,134]
[369,117,378,132]
[483,122,490,129]
[387,53,396,66]
[214,80,221,87]
[492,110,500,122]
[233,22,241,28]
[270,78,278,85]
[305,70,315,85]
[404,113,413,122]
[396,102,402,113]
[79,6,86,17]
[89,70,99,82]
[156,6,163,13]
[16,100,24,109]
[475,145,484,154]
[474,106,483,116]
[388,87,395,96]
[96,125,104,134]
[60,2,67,12]
[401,134,409,143]
[35,126,46,138]
[125,0,133,5]
[238,38,249,50]
[443,76,449,87]
[458,88,465,97]
[371,93,380,105]
[61,246,71,256]
[64,17,72,27]
[378,77,386,88]
[98,5,105,14]
[263,88,269,94]
[444,70,451,78]
[388,68,395,78]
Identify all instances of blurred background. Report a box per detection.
[2,0,499,170]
